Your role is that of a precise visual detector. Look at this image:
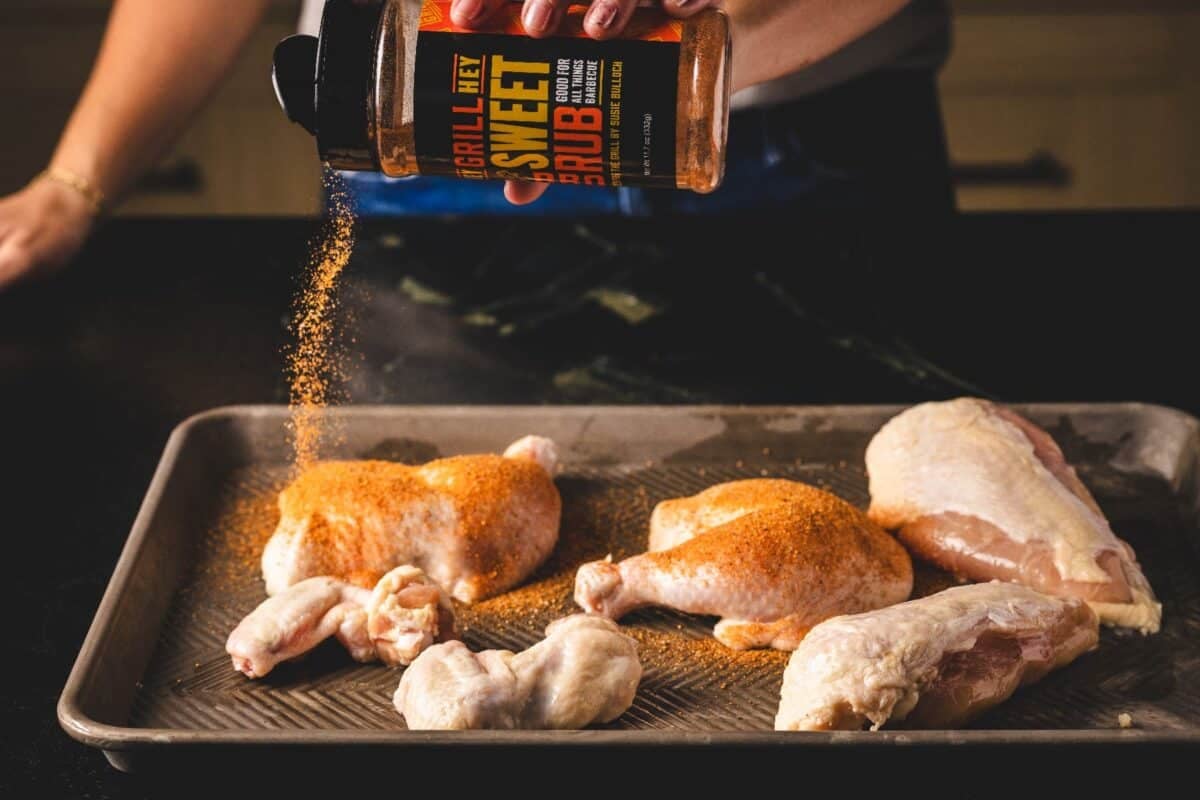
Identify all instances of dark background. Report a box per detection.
[1,212,1196,795]
[5,1,1200,795]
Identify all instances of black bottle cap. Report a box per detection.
[273,35,318,135]
[271,0,384,171]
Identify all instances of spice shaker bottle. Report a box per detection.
[273,0,731,193]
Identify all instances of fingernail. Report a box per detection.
[523,0,553,33]
[588,1,619,29]
[672,0,695,6]
[453,0,485,22]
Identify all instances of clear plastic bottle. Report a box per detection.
[274,0,731,193]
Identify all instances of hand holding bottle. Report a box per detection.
[451,0,716,39]
[450,0,719,205]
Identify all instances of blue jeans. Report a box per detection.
[341,69,953,216]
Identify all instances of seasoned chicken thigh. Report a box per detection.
[575,481,913,650]
[394,615,641,730]
[261,435,561,602]
[866,398,1160,633]
[775,582,1099,731]
[227,565,454,678]
[648,478,825,552]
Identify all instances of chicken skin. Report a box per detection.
[227,565,454,678]
[866,398,1160,633]
[648,478,829,552]
[394,615,641,730]
[261,435,561,603]
[775,582,1099,731]
[575,480,913,651]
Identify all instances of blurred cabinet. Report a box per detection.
[0,0,320,216]
[942,1,1200,209]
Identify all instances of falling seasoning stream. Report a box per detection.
[286,171,356,470]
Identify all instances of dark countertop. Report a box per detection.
[2,212,1196,796]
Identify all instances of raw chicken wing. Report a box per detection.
[227,565,453,678]
[394,615,641,730]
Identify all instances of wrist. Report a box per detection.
[37,164,108,217]
[48,137,123,205]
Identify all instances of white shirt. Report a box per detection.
[298,0,950,108]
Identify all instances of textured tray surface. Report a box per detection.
[127,419,1200,735]
[59,405,1200,753]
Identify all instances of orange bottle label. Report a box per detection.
[412,0,683,188]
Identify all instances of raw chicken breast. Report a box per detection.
[866,398,1160,633]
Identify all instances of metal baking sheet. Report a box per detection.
[58,404,1200,770]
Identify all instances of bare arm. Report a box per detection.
[723,0,911,92]
[53,0,273,201]
[0,0,271,288]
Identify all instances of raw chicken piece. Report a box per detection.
[649,478,822,551]
[226,565,453,678]
[261,435,561,602]
[394,615,641,730]
[575,481,913,651]
[364,565,456,667]
[866,398,1160,633]
[502,434,559,474]
[775,582,1099,731]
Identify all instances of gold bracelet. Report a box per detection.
[37,166,107,215]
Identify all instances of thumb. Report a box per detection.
[504,180,551,205]
[0,237,34,291]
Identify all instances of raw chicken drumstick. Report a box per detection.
[775,582,1099,731]
[394,615,642,730]
[227,565,454,678]
[866,398,1160,633]
[261,435,561,603]
[575,480,913,651]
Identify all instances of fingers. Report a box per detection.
[504,180,550,205]
[583,0,640,40]
[0,192,37,290]
[659,0,715,19]
[460,0,714,38]
[0,237,33,291]
[520,0,571,38]
[0,179,92,292]
[449,0,508,28]
[485,0,712,206]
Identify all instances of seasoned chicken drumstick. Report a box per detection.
[395,615,642,730]
[262,435,561,603]
[227,565,454,678]
[775,582,1099,731]
[866,398,1160,633]
[575,480,913,651]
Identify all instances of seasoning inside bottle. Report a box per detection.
[273,0,731,193]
